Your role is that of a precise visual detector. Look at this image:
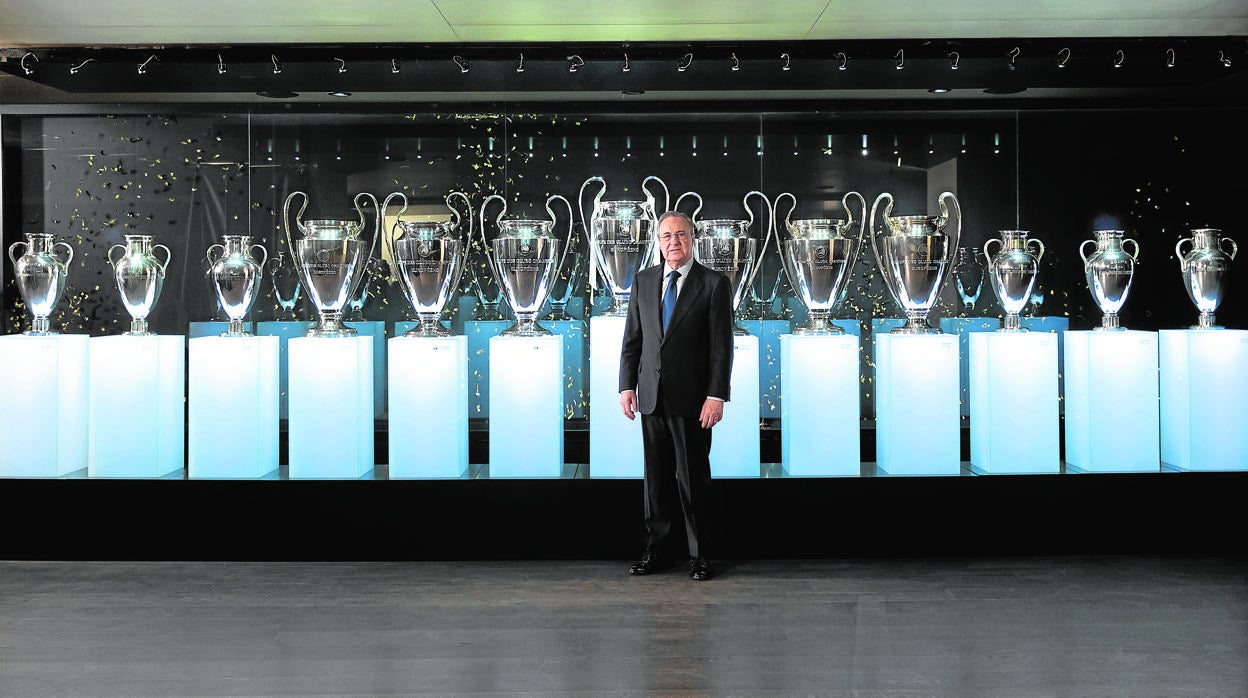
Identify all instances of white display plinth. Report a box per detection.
[1159,329,1248,472]
[1064,330,1160,473]
[187,336,280,479]
[88,335,185,478]
[874,333,960,476]
[710,334,760,478]
[589,316,643,478]
[939,317,1002,416]
[288,336,374,479]
[345,320,386,418]
[489,334,564,478]
[0,334,89,477]
[969,332,1060,474]
[389,335,469,478]
[781,334,860,477]
[255,321,314,420]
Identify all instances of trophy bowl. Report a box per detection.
[869,191,962,334]
[283,191,379,338]
[268,251,303,320]
[1080,229,1138,331]
[578,175,668,316]
[480,193,574,336]
[1176,228,1237,330]
[206,235,267,337]
[690,191,774,336]
[107,233,171,336]
[384,191,472,337]
[8,232,74,335]
[984,230,1045,331]
[773,191,866,335]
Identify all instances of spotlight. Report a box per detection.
[677,53,693,72]
[894,49,904,70]
[453,55,469,73]
[391,58,401,74]
[1219,50,1233,68]
[217,53,227,75]
[948,51,960,70]
[516,53,525,73]
[622,53,631,72]
[69,58,95,75]
[835,52,848,71]
[781,53,792,71]
[1057,48,1071,69]
[1166,48,1176,68]
[1007,46,1020,71]
[730,53,740,72]
[20,51,37,75]
[271,55,282,74]
[138,54,158,75]
[334,57,347,74]
[327,91,351,97]
[567,54,584,73]
[1114,50,1125,68]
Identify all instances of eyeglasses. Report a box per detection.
[658,231,691,242]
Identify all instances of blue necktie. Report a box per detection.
[662,270,680,332]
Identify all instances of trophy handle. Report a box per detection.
[251,244,269,274]
[152,244,172,274]
[206,243,225,267]
[673,191,703,223]
[1222,237,1238,260]
[1027,237,1046,261]
[1174,237,1191,269]
[869,192,901,303]
[52,241,75,267]
[283,191,308,270]
[742,191,774,294]
[446,191,473,290]
[107,243,126,269]
[641,175,669,215]
[1079,239,1096,268]
[935,191,963,296]
[773,192,796,237]
[350,192,381,302]
[844,191,867,254]
[1122,237,1140,261]
[578,177,606,291]
[479,194,507,291]
[547,194,576,282]
[983,238,1002,265]
[7,241,26,269]
[381,191,409,281]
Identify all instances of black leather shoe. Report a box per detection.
[689,556,713,581]
[628,551,665,576]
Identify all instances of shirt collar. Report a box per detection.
[667,259,695,279]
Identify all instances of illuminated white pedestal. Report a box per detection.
[589,316,643,478]
[1064,330,1160,473]
[711,334,760,478]
[0,334,89,477]
[1159,329,1248,472]
[781,334,860,477]
[256,321,315,420]
[88,335,185,478]
[874,333,960,476]
[288,336,374,479]
[345,320,386,418]
[188,336,279,479]
[389,335,469,479]
[969,332,1060,474]
[939,317,1001,416]
[489,334,563,477]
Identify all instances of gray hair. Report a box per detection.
[656,210,694,229]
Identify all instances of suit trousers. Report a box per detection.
[640,399,713,559]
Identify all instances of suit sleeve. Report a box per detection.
[705,272,734,401]
[618,284,643,393]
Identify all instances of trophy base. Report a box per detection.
[306,314,358,338]
[404,320,453,338]
[500,319,553,337]
[25,317,57,336]
[1190,324,1224,331]
[1192,313,1222,330]
[599,295,630,317]
[1094,313,1125,331]
[123,318,152,336]
[794,312,843,336]
[998,314,1028,332]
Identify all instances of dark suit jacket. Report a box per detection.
[619,260,735,418]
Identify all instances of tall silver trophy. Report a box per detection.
[1079,229,1139,331]
[772,191,867,335]
[479,194,574,336]
[206,235,267,337]
[869,191,962,334]
[578,175,668,316]
[107,233,171,336]
[984,230,1045,332]
[680,191,774,335]
[1176,228,1237,329]
[282,191,379,338]
[383,191,472,337]
[8,232,73,335]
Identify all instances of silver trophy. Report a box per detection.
[952,247,986,316]
[383,191,472,337]
[479,194,574,336]
[984,230,1045,332]
[268,250,302,320]
[282,191,379,338]
[773,191,867,335]
[1079,229,1139,331]
[578,175,668,316]
[107,234,171,336]
[8,232,73,335]
[1176,228,1237,330]
[869,191,962,334]
[206,235,267,337]
[343,257,385,322]
[680,191,774,336]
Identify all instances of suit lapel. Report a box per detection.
[662,263,703,342]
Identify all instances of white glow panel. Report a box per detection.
[1160,329,1248,471]
[710,335,761,477]
[969,332,1060,474]
[781,333,860,477]
[939,317,1001,416]
[875,333,960,476]
[187,336,279,479]
[1064,330,1160,473]
[0,335,89,477]
[88,335,184,478]
[389,336,469,479]
[589,316,643,478]
[255,321,315,420]
[489,335,564,478]
[345,321,386,418]
[288,336,374,479]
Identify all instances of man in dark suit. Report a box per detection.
[618,210,734,581]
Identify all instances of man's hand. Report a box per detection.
[699,399,724,429]
[620,390,638,421]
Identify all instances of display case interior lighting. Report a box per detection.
[515,53,525,73]
[391,58,400,74]
[1058,47,1071,68]
[781,53,792,71]
[961,134,967,154]
[723,135,729,157]
[1114,50,1126,68]
[217,53,227,75]
[567,54,584,72]
[20,51,38,75]
[453,55,469,73]
[622,53,630,72]
[1220,50,1233,67]
[560,137,567,158]
[1167,48,1177,68]
[949,51,960,70]
[592,136,599,157]
[835,52,848,71]
[994,133,1001,154]
[335,139,342,161]
[270,55,282,74]
[689,135,694,158]
[730,53,740,72]
[794,135,800,156]
[293,139,301,161]
[756,134,763,157]
[894,49,905,70]
[1008,47,1020,71]
[137,54,158,75]
[861,133,868,157]
[334,57,347,74]
[659,135,665,157]
[677,52,693,72]
[68,58,94,75]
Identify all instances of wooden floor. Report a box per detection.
[1,556,1245,697]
